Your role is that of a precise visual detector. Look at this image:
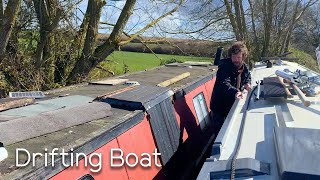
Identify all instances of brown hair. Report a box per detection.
[227,41,248,60]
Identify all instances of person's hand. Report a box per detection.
[244,83,251,91]
[235,91,243,99]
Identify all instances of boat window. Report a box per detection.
[193,92,210,130]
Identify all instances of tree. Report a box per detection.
[223,0,247,41]
[0,0,185,91]
[292,4,320,55]
[0,0,21,57]
[163,0,318,60]
[261,0,277,56]
[67,0,184,83]
[280,0,318,53]
[32,0,63,84]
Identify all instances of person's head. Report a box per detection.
[228,41,248,69]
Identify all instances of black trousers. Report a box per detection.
[211,113,226,136]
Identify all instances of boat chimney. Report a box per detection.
[214,47,223,65]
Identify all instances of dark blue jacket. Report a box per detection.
[210,58,251,117]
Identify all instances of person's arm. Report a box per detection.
[243,66,252,91]
[216,63,239,98]
[244,83,251,91]
[235,91,243,99]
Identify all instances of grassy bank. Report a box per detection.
[288,48,320,73]
[89,51,212,79]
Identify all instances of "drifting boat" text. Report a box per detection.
[15,148,162,173]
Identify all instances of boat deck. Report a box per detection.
[198,61,320,180]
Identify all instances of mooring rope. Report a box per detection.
[230,85,257,180]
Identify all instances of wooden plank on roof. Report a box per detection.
[0,98,35,112]
[157,72,190,87]
[165,61,212,67]
[184,61,212,66]
[165,63,187,67]
[89,78,128,85]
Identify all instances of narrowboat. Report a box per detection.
[0,61,218,180]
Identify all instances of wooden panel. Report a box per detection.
[50,139,128,180]
[0,98,34,112]
[157,72,190,87]
[90,79,128,85]
[183,61,212,66]
[116,117,161,180]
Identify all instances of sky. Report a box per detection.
[76,0,234,40]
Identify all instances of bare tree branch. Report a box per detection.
[118,0,184,45]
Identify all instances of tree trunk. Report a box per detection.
[6,21,19,56]
[248,0,259,60]
[261,0,275,57]
[234,0,243,39]
[59,0,91,84]
[44,34,56,85]
[67,0,106,83]
[280,0,315,53]
[280,0,301,53]
[0,0,21,58]
[32,0,62,86]
[67,0,183,83]
[34,29,48,69]
[224,0,241,40]
[239,1,247,41]
[0,0,4,29]
[274,0,288,55]
[223,0,247,41]
[67,0,136,83]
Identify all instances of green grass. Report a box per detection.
[288,48,320,73]
[89,51,212,79]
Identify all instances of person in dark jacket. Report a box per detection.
[210,41,251,135]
